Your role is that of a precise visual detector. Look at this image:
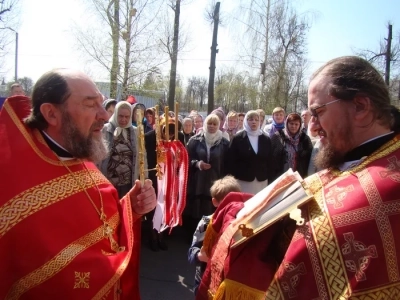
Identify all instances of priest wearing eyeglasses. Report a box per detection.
[197,56,400,300]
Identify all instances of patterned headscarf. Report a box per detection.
[109,101,132,140]
[283,113,302,171]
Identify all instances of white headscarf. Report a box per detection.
[203,114,223,146]
[243,110,263,136]
[243,110,262,153]
[109,101,132,140]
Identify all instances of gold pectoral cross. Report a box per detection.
[100,212,126,255]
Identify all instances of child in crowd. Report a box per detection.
[187,175,241,295]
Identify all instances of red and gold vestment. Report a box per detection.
[0,97,142,299]
[198,134,400,299]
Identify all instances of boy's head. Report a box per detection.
[210,175,241,207]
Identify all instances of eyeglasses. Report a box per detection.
[309,99,341,119]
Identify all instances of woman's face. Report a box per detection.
[228,116,238,129]
[273,112,285,123]
[194,116,203,129]
[247,115,260,131]
[146,112,154,124]
[183,121,193,134]
[238,116,244,128]
[117,108,131,127]
[106,104,115,118]
[207,120,218,134]
[287,120,301,136]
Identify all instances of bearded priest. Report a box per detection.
[197,56,400,300]
[0,69,156,299]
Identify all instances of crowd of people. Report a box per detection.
[1,55,400,299]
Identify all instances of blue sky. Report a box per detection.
[3,0,400,84]
[298,0,400,72]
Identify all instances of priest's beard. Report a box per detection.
[314,119,353,170]
[60,110,108,163]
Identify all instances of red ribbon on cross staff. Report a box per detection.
[153,104,188,233]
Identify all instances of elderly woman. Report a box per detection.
[182,117,195,145]
[99,101,145,198]
[270,112,313,178]
[186,113,230,234]
[226,110,276,194]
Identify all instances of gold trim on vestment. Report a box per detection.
[5,213,120,300]
[3,101,81,166]
[350,281,400,299]
[306,173,352,299]
[265,137,400,299]
[330,134,400,177]
[358,168,399,282]
[265,278,283,300]
[92,196,135,300]
[305,137,400,299]
[0,170,109,238]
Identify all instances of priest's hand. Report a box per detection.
[198,248,209,263]
[199,160,211,170]
[129,179,157,215]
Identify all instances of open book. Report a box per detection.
[231,169,314,248]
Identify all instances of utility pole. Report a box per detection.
[207,2,220,114]
[14,31,18,82]
[259,0,270,108]
[385,24,392,86]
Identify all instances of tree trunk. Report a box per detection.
[110,0,120,99]
[207,2,220,114]
[260,0,270,108]
[122,1,135,100]
[168,0,181,110]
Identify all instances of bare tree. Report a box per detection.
[356,23,400,86]
[233,0,311,111]
[355,23,400,106]
[214,68,258,112]
[73,0,165,99]
[0,0,21,73]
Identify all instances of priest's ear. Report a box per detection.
[353,95,371,115]
[39,103,63,127]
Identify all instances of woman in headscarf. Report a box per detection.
[226,110,276,194]
[223,110,239,140]
[185,114,230,236]
[99,101,146,198]
[270,112,313,178]
[211,107,230,141]
[182,117,195,145]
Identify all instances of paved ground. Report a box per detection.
[139,223,196,300]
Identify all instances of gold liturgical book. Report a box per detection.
[232,169,314,248]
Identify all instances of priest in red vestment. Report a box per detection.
[197,56,400,300]
[0,69,156,299]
